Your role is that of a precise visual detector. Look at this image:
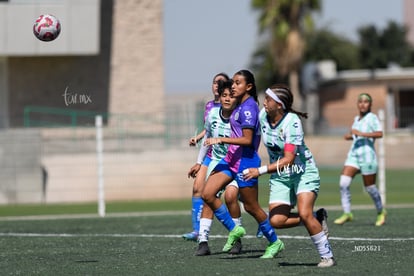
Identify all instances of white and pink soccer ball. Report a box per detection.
[33,14,61,42]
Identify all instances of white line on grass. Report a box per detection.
[1,204,414,222]
[0,232,413,242]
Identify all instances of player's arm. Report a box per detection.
[204,128,253,146]
[189,129,206,146]
[351,129,383,139]
[242,144,296,180]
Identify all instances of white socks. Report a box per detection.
[339,175,352,213]
[311,231,334,259]
[198,218,213,243]
[365,184,383,212]
[198,217,242,243]
[233,217,242,226]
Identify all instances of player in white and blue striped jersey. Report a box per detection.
[334,93,386,226]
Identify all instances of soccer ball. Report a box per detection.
[33,14,61,42]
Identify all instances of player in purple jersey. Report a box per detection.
[202,70,284,258]
[182,73,230,241]
[189,73,229,146]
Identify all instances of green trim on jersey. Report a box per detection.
[259,109,319,180]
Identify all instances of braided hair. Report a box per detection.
[269,84,308,119]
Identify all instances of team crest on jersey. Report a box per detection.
[234,111,239,121]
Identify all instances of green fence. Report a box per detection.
[23,106,106,128]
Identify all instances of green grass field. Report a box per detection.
[0,208,413,275]
[0,168,413,275]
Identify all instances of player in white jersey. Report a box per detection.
[183,73,230,241]
[334,93,386,226]
[243,85,335,267]
[194,79,242,256]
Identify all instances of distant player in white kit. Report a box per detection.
[334,93,386,226]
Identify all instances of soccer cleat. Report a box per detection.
[316,208,329,237]
[260,239,285,259]
[375,209,387,226]
[317,257,336,267]
[195,242,211,256]
[256,226,264,238]
[334,212,353,225]
[222,226,246,252]
[182,231,198,241]
[229,238,242,255]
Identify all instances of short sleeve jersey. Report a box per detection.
[224,96,261,171]
[348,112,382,160]
[204,100,220,123]
[202,100,221,158]
[259,109,317,178]
[204,106,231,161]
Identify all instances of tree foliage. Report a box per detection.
[249,0,414,100]
[358,21,414,69]
[251,0,321,77]
[304,28,360,71]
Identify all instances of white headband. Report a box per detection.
[265,88,286,109]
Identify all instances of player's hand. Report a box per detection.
[242,168,259,181]
[344,133,353,140]
[189,137,197,147]
[188,163,201,178]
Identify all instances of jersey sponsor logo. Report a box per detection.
[234,111,239,121]
[211,120,218,129]
[244,111,252,125]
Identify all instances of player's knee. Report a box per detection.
[298,210,313,222]
[269,215,288,228]
[339,175,352,189]
[242,202,260,216]
[201,191,213,204]
[224,189,239,202]
[269,205,291,228]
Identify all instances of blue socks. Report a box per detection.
[214,203,236,231]
[192,197,204,232]
[259,218,277,243]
